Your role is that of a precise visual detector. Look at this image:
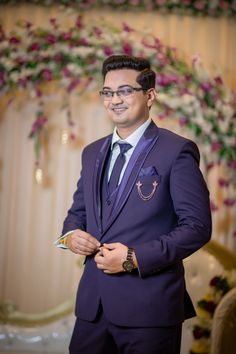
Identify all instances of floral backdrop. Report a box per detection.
[0,9,236,354]
[1,0,236,16]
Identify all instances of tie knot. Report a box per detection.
[117,142,132,155]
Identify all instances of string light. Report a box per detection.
[61,129,69,145]
[35,168,43,184]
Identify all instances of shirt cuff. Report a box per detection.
[53,230,76,249]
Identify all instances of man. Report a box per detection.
[55,55,212,354]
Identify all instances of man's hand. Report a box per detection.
[66,229,101,256]
[94,242,128,274]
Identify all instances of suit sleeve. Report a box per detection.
[61,152,87,235]
[133,141,212,278]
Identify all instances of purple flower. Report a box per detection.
[194,1,206,10]
[19,78,28,88]
[179,117,188,127]
[218,178,230,188]
[211,141,221,152]
[9,36,21,45]
[46,34,57,44]
[75,15,83,29]
[93,27,103,38]
[42,69,53,81]
[29,42,40,52]
[30,116,48,135]
[129,0,140,5]
[210,201,218,212]
[227,160,236,170]
[63,67,71,78]
[78,38,90,46]
[155,0,166,5]
[67,78,80,94]
[122,42,133,56]
[200,82,212,92]
[50,18,58,29]
[122,22,134,32]
[103,46,113,56]
[214,76,223,85]
[15,56,26,65]
[223,198,236,207]
[206,162,214,170]
[54,53,63,63]
[62,31,72,41]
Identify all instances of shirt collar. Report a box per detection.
[111,118,151,150]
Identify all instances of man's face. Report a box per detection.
[102,69,154,132]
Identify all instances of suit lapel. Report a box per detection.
[93,135,112,230]
[101,121,159,236]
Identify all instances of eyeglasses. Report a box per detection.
[99,85,147,100]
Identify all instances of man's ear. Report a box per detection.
[147,88,156,108]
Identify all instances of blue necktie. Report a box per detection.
[109,142,132,194]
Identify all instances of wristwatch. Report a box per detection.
[122,248,135,272]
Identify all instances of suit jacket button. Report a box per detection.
[107,199,111,205]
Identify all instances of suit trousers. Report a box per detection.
[69,304,182,354]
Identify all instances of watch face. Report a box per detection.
[122,260,134,272]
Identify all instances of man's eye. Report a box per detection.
[103,91,112,97]
[122,88,133,95]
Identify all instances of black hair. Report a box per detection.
[102,55,156,90]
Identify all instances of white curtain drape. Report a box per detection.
[0,5,235,313]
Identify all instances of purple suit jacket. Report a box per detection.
[62,121,212,327]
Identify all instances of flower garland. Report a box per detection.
[1,0,236,17]
[190,270,236,354]
[0,15,235,207]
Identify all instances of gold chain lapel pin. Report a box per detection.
[136,180,159,201]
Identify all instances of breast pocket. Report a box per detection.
[135,174,161,202]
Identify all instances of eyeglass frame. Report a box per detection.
[99,85,149,100]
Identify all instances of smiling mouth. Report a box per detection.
[111,107,127,114]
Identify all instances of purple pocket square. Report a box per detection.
[139,166,158,177]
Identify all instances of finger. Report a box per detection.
[76,231,100,247]
[103,242,121,250]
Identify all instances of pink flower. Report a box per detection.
[122,42,133,56]
[67,79,80,94]
[122,22,134,32]
[200,82,212,92]
[93,27,103,38]
[63,67,71,78]
[15,56,26,65]
[29,42,40,52]
[129,0,140,5]
[19,78,28,88]
[210,201,218,212]
[54,53,63,63]
[46,34,57,44]
[227,160,236,170]
[206,162,214,171]
[103,46,113,56]
[194,1,206,10]
[78,38,90,46]
[214,76,223,85]
[9,36,21,45]
[62,31,72,41]
[223,198,236,207]
[179,117,188,127]
[75,15,83,29]
[50,18,58,29]
[155,0,166,5]
[218,178,230,188]
[42,69,53,81]
[30,116,48,136]
[211,141,221,152]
